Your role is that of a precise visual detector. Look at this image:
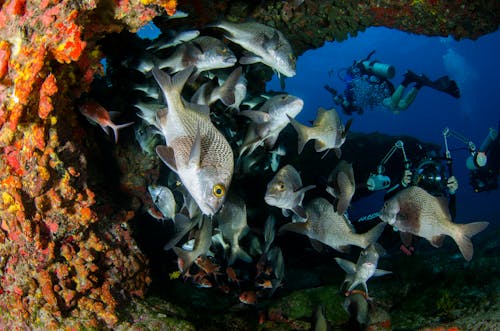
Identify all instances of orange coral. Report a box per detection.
[38,73,58,119]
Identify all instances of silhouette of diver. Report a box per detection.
[325,50,461,115]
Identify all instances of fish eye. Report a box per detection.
[276,181,285,191]
[212,183,226,198]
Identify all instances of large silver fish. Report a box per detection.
[326,160,355,215]
[214,193,252,265]
[158,36,237,75]
[264,164,315,219]
[279,198,386,252]
[152,66,234,216]
[288,107,352,157]
[239,94,303,155]
[378,186,489,261]
[208,20,296,77]
[334,244,391,295]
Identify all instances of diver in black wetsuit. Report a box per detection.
[469,122,500,192]
[324,50,461,115]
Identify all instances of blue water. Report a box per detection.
[268,27,500,224]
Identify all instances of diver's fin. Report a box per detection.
[430,76,461,98]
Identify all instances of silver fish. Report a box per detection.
[326,160,355,215]
[379,186,489,261]
[239,94,303,155]
[264,164,315,219]
[334,244,391,295]
[134,101,165,127]
[158,36,237,75]
[190,67,243,107]
[135,124,161,155]
[208,20,296,77]
[152,66,234,216]
[173,217,212,274]
[288,107,352,157]
[148,185,177,220]
[214,193,252,265]
[147,30,200,51]
[163,213,200,251]
[279,198,386,252]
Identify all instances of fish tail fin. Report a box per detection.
[362,222,386,248]
[152,66,194,100]
[218,67,242,107]
[172,247,196,274]
[287,115,312,154]
[453,221,489,261]
[228,244,252,265]
[110,122,134,143]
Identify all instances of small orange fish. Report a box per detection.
[239,290,257,305]
[79,101,134,143]
[255,279,273,289]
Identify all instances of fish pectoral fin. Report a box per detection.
[239,52,263,65]
[430,234,445,248]
[334,257,356,274]
[282,209,292,217]
[189,127,202,166]
[374,268,392,277]
[239,110,271,124]
[291,205,307,219]
[399,232,413,246]
[156,145,178,172]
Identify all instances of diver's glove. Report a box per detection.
[447,176,459,195]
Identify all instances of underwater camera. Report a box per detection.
[411,158,449,194]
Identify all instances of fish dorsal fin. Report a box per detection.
[342,118,353,138]
[316,107,327,123]
[156,145,178,172]
[189,126,201,166]
[239,110,271,124]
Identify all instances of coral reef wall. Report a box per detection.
[0,0,175,329]
[0,0,498,329]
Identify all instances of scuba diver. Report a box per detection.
[324,50,461,115]
[469,123,500,192]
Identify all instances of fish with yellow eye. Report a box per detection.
[264,164,315,219]
[152,65,234,216]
